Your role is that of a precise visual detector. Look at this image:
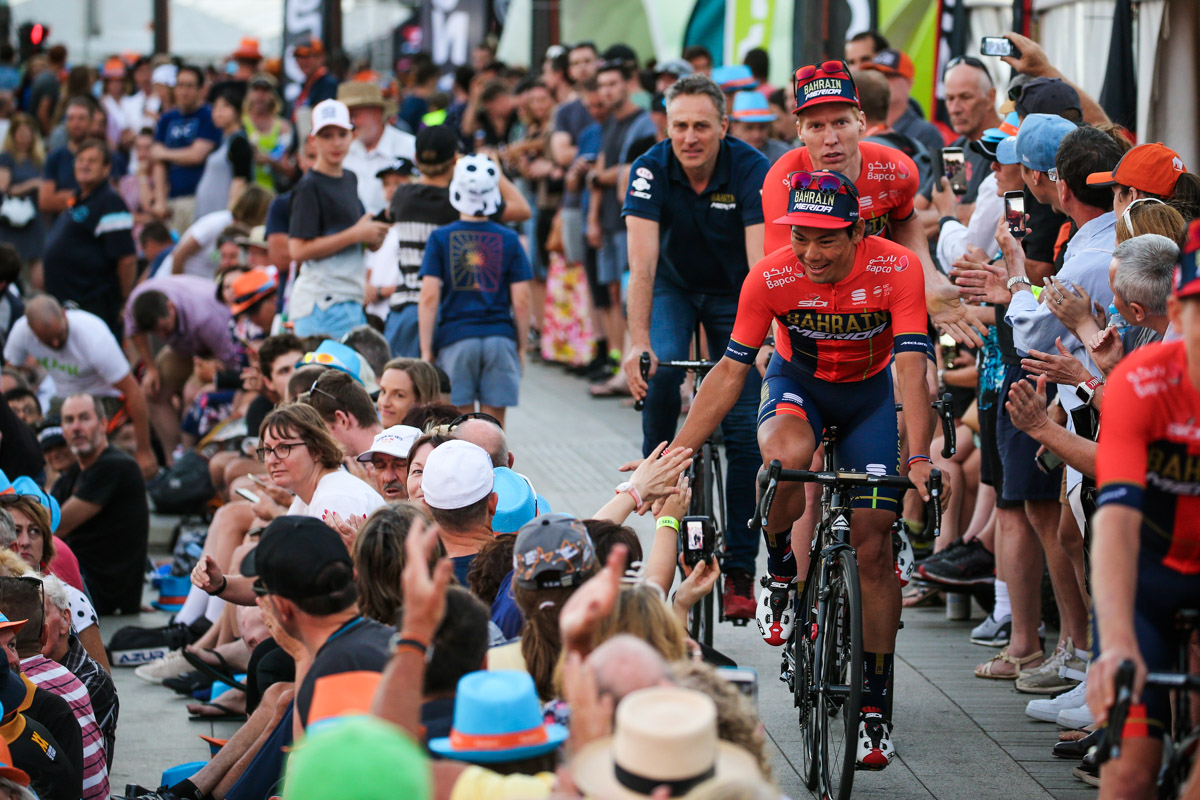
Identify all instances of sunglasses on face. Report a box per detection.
[790,171,844,193]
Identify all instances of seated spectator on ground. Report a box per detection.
[1,390,39,428]
[341,326,392,380]
[401,403,462,432]
[227,267,278,342]
[419,439,497,583]
[241,515,395,729]
[50,394,148,615]
[354,503,440,625]
[470,466,545,639]
[0,657,77,800]
[355,425,422,503]
[37,574,116,769]
[4,294,156,477]
[0,578,106,800]
[300,368,382,465]
[126,274,237,463]
[416,587,490,744]
[404,431,453,508]
[450,414,514,468]
[257,403,384,522]
[297,339,379,397]
[376,358,442,428]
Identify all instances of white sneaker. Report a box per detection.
[856,711,895,770]
[969,613,1011,647]
[755,575,795,647]
[1056,703,1096,730]
[1026,679,1087,723]
[133,650,189,684]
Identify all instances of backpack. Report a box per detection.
[148,451,215,515]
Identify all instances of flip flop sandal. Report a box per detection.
[974,647,1043,679]
[902,585,944,608]
[163,670,213,697]
[182,648,248,692]
[187,701,247,722]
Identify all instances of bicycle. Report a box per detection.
[749,400,951,800]
[633,327,739,648]
[1096,610,1200,799]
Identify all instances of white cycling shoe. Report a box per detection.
[756,575,796,647]
[856,711,896,770]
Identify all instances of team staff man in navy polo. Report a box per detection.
[621,73,771,620]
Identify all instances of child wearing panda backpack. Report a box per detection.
[417,154,533,426]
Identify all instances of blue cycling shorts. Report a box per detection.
[759,354,902,511]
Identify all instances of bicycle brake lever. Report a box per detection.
[1099,660,1137,763]
[926,468,943,538]
[749,460,782,533]
[938,393,956,458]
[633,352,651,412]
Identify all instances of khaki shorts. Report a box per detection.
[155,346,194,397]
[167,195,197,233]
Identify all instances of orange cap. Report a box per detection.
[862,49,915,82]
[1087,142,1186,197]
[233,37,263,62]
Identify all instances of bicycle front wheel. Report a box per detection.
[818,548,864,800]
[795,578,819,790]
[688,446,716,647]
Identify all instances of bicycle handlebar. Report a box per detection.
[894,393,957,458]
[748,460,943,538]
[1095,659,1200,765]
[634,353,651,411]
[633,353,718,411]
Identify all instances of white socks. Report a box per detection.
[173,584,209,626]
[992,579,1011,621]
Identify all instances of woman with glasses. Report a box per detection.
[0,498,108,670]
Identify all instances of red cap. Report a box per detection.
[1087,143,1186,197]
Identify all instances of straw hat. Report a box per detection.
[336,81,397,118]
[571,686,761,798]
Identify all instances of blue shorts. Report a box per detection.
[292,300,367,340]
[596,231,627,285]
[384,304,420,358]
[996,362,1061,503]
[438,335,521,408]
[759,356,901,511]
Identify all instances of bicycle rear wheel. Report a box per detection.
[818,548,864,800]
[794,578,819,790]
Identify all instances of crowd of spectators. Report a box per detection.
[0,17,1184,800]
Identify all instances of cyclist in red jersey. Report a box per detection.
[762,61,982,346]
[1088,222,1200,799]
[668,170,940,769]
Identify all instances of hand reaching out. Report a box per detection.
[1021,337,1093,387]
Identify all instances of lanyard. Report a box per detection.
[324,615,366,647]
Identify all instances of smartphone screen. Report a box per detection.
[942,147,967,195]
[686,520,704,552]
[1004,190,1027,238]
[235,488,261,504]
[718,666,759,706]
[980,36,1017,58]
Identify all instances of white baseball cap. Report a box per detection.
[312,99,353,134]
[356,425,422,463]
[422,440,494,510]
[151,64,178,87]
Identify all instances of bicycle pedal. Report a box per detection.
[731,618,749,627]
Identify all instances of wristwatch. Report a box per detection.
[1075,376,1103,405]
[1006,275,1033,292]
[615,481,643,508]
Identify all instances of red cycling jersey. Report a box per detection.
[762,141,919,255]
[1097,340,1200,574]
[726,236,928,382]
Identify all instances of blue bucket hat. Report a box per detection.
[731,91,776,123]
[11,476,60,533]
[429,671,567,763]
[297,340,379,394]
[1014,113,1077,173]
[711,64,757,94]
[492,468,538,535]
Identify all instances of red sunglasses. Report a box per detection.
[795,60,848,82]
[789,171,859,198]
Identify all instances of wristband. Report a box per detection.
[656,516,680,531]
[615,481,643,508]
[907,455,933,466]
[390,631,430,656]
[1030,284,1042,300]
[938,215,959,232]
[205,575,227,597]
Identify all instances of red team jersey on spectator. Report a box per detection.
[727,235,928,382]
[1097,340,1200,574]
[761,142,920,255]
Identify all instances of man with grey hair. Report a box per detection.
[621,71,770,621]
[1086,233,1178,375]
[451,416,513,468]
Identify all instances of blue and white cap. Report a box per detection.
[312,99,353,134]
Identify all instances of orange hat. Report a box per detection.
[307,671,382,729]
[233,37,263,62]
[1087,142,1187,197]
[862,49,915,82]
[101,57,127,80]
[229,268,278,316]
[294,38,324,57]
[0,737,28,787]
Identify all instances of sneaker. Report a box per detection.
[918,539,995,586]
[1026,679,1088,723]
[756,575,795,646]
[969,613,1011,647]
[722,570,756,621]
[1015,645,1076,694]
[915,537,967,570]
[1059,648,1090,684]
[855,710,895,770]
[133,650,190,684]
[1057,703,1096,730]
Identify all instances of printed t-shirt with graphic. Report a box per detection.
[4,309,129,397]
[153,105,221,197]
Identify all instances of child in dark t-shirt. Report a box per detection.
[417,154,532,426]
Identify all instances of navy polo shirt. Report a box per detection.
[622,136,769,296]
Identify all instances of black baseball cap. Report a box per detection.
[240,516,353,601]
[600,44,638,69]
[415,125,459,166]
[376,156,416,178]
[1015,77,1081,119]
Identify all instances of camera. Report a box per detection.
[680,515,715,566]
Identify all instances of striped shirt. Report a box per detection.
[21,655,109,800]
[61,634,117,769]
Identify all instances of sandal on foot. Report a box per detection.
[187,701,246,722]
[902,585,944,608]
[974,648,1043,679]
[182,648,247,692]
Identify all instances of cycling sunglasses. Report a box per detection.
[795,60,849,82]
[789,171,859,198]
[943,55,992,83]
[449,411,503,430]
